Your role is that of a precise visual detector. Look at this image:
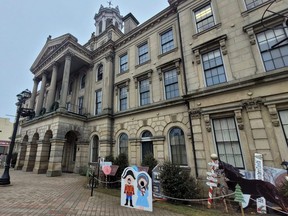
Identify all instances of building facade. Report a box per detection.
[16,0,288,177]
[0,118,13,154]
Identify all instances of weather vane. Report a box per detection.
[107,1,113,8]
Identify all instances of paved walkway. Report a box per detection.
[0,168,183,216]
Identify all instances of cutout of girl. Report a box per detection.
[136,173,149,208]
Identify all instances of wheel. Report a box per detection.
[89,177,97,188]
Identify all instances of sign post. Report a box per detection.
[207,153,219,209]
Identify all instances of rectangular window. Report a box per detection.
[120,54,128,73]
[202,49,226,86]
[78,97,84,115]
[139,79,150,106]
[194,4,215,33]
[119,86,127,111]
[95,90,102,115]
[164,69,179,99]
[244,0,269,10]
[279,110,288,145]
[138,42,149,64]
[213,117,244,168]
[161,29,174,53]
[256,27,288,71]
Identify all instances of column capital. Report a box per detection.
[64,51,74,60]
[33,77,40,82]
[52,61,59,68]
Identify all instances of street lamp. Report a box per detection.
[281,160,288,182]
[0,89,35,185]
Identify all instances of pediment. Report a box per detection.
[30,34,78,73]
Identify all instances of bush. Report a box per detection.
[159,161,199,203]
[105,153,128,188]
[141,153,158,177]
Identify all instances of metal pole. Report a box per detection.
[0,104,21,185]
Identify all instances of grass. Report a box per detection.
[93,186,246,216]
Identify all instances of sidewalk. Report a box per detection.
[0,168,183,216]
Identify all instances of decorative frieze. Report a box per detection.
[190,108,201,118]
[242,97,263,112]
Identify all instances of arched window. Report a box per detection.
[141,130,153,161]
[97,64,103,81]
[169,127,187,165]
[80,75,86,89]
[91,136,99,162]
[119,133,128,155]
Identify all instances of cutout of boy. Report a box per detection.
[123,169,135,207]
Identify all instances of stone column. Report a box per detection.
[46,139,65,177]
[29,77,40,109]
[102,52,114,114]
[35,72,47,116]
[153,139,165,163]
[33,140,51,174]
[59,53,72,109]
[22,142,37,172]
[14,143,27,170]
[46,62,59,112]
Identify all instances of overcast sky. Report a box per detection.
[0,0,169,122]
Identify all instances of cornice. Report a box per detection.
[91,39,115,59]
[114,6,177,49]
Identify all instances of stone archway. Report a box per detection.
[33,130,53,174]
[15,135,28,170]
[22,133,39,172]
[62,131,78,173]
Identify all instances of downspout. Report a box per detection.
[176,10,198,177]
[110,50,115,156]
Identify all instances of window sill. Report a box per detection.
[135,60,151,69]
[158,47,178,59]
[192,23,222,39]
[117,69,129,77]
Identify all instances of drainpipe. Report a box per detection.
[110,50,115,156]
[176,10,198,177]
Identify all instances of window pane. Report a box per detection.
[279,110,288,145]
[202,49,226,86]
[169,127,187,165]
[195,4,215,32]
[213,118,244,168]
[256,27,288,72]
[164,69,179,99]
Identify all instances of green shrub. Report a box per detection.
[141,153,158,177]
[159,161,199,203]
[105,154,115,163]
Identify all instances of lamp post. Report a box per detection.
[0,89,35,185]
[281,160,288,182]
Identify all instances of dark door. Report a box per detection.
[142,141,153,161]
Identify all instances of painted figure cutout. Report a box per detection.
[136,173,149,208]
[123,169,135,207]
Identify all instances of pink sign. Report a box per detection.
[102,165,112,175]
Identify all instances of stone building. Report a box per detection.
[0,118,13,154]
[16,0,288,177]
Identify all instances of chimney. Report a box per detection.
[123,13,139,34]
